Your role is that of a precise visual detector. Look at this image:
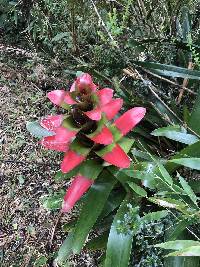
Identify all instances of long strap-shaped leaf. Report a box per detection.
[135,61,200,80]
[188,90,200,135]
[104,198,134,267]
[166,141,200,173]
[56,171,117,265]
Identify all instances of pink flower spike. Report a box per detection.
[61,150,85,173]
[64,92,77,105]
[96,88,114,106]
[41,136,69,152]
[85,108,102,121]
[102,98,123,120]
[114,107,146,136]
[62,175,94,213]
[47,90,66,106]
[40,115,64,131]
[102,144,130,168]
[90,126,113,145]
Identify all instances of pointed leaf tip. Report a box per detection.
[61,150,85,173]
[62,175,94,213]
[97,88,114,106]
[103,143,130,168]
[41,136,69,152]
[54,127,77,142]
[40,115,64,131]
[64,92,77,104]
[102,98,123,120]
[47,90,66,106]
[114,107,146,135]
[91,126,113,145]
[85,108,102,121]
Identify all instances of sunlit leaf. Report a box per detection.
[56,171,117,264]
[177,173,198,205]
[166,246,200,257]
[26,121,55,138]
[155,240,200,251]
[127,182,147,197]
[141,210,169,223]
[170,158,200,170]
[104,199,134,267]
[152,126,199,145]
[135,61,200,80]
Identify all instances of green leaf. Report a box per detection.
[141,210,169,223]
[62,219,77,232]
[127,182,147,197]
[104,199,134,267]
[178,174,198,205]
[41,190,65,210]
[157,163,173,186]
[189,181,200,193]
[167,219,193,241]
[26,121,55,138]
[121,162,158,189]
[70,139,91,156]
[85,231,109,250]
[164,226,200,267]
[152,126,199,145]
[189,90,200,135]
[170,158,200,170]
[55,166,80,181]
[34,256,48,267]
[55,232,74,265]
[166,141,200,173]
[135,61,200,80]
[155,240,200,251]
[98,190,125,221]
[78,159,103,180]
[166,246,200,257]
[122,169,156,181]
[51,32,69,42]
[71,172,116,253]
[118,137,134,153]
[149,197,186,211]
[56,171,117,264]
[131,148,153,161]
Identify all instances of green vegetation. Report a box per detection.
[1,1,200,266]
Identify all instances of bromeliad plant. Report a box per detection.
[27,72,200,266]
[27,72,148,266]
[27,72,146,213]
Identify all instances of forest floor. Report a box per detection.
[0,52,100,267]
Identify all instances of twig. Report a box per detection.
[90,0,119,47]
[177,60,194,103]
[134,65,197,95]
[21,247,34,267]
[123,67,200,138]
[48,212,62,249]
[124,67,183,122]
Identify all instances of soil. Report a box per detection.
[0,53,100,267]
